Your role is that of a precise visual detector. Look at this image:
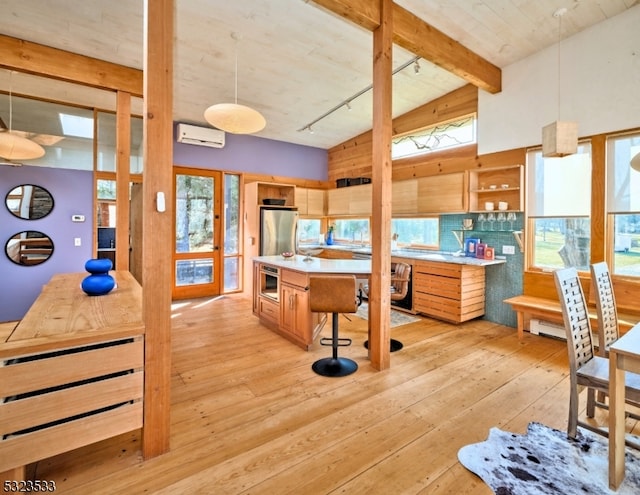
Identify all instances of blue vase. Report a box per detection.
[82,258,115,296]
[326,231,334,245]
[85,258,113,274]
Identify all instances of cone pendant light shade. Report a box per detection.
[204,103,265,134]
[0,132,45,161]
[204,33,265,135]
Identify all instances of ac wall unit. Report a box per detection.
[176,123,225,148]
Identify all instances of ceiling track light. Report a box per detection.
[414,60,421,74]
[297,55,421,133]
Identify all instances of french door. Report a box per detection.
[173,167,222,299]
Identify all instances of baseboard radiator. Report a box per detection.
[530,318,567,340]
[529,318,603,350]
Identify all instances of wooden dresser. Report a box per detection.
[0,271,145,477]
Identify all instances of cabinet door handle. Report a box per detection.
[289,294,294,310]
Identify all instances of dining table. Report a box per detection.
[609,322,640,489]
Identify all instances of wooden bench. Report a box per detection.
[504,295,640,341]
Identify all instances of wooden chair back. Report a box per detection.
[390,262,411,301]
[590,261,619,355]
[554,267,595,373]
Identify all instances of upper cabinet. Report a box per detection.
[295,188,325,216]
[468,165,523,212]
[246,182,296,208]
[327,184,371,216]
[417,173,466,214]
[392,179,418,214]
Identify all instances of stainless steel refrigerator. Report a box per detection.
[260,207,298,256]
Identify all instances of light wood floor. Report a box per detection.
[28,295,633,494]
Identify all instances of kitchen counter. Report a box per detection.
[253,254,371,274]
[295,246,506,267]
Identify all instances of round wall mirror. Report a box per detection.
[5,231,54,266]
[5,184,54,220]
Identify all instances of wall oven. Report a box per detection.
[259,265,280,302]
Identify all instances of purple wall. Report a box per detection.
[174,127,328,180]
[0,130,327,321]
[1,167,93,321]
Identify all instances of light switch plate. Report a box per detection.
[503,245,515,255]
[74,238,82,247]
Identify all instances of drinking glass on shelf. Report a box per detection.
[478,213,486,230]
[507,212,517,231]
[487,212,496,230]
[496,212,506,230]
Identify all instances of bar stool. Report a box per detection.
[309,275,360,377]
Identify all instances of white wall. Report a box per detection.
[478,5,640,155]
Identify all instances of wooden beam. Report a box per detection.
[310,0,501,93]
[142,0,173,459]
[0,34,143,96]
[369,0,393,371]
[116,91,131,271]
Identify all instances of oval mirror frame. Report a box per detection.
[5,184,54,220]
[5,231,54,266]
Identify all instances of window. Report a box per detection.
[298,219,322,245]
[391,218,439,248]
[392,114,476,160]
[527,143,592,271]
[332,219,370,244]
[224,173,241,291]
[606,133,640,276]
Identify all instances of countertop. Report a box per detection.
[254,255,371,274]
[256,248,505,269]
[298,245,506,267]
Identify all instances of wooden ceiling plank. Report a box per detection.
[0,34,143,97]
[310,0,501,94]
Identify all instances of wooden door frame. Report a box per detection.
[172,166,223,300]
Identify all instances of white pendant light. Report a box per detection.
[0,71,45,161]
[204,33,265,135]
[631,152,640,172]
[542,8,578,158]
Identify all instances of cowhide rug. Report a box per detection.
[354,302,420,328]
[458,422,640,494]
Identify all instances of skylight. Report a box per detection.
[59,113,94,139]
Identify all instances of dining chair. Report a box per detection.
[554,267,640,443]
[589,261,640,420]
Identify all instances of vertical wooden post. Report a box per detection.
[369,0,393,371]
[590,134,606,265]
[116,90,131,271]
[142,0,173,458]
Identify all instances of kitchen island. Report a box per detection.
[252,255,370,350]
[252,252,505,349]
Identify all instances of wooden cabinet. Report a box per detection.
[413,260,485,323]
[392,179,418,214]
[295,188,325,216]
[246,181,295,207]
[468,165,523,212]
[327,184,371,216]
[252,263,326,350]
[417,173,466,213]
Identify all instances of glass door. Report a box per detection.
[173,167,222,299]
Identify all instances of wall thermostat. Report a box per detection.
[71,214,85,222]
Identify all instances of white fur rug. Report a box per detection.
[458,422,640,494]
